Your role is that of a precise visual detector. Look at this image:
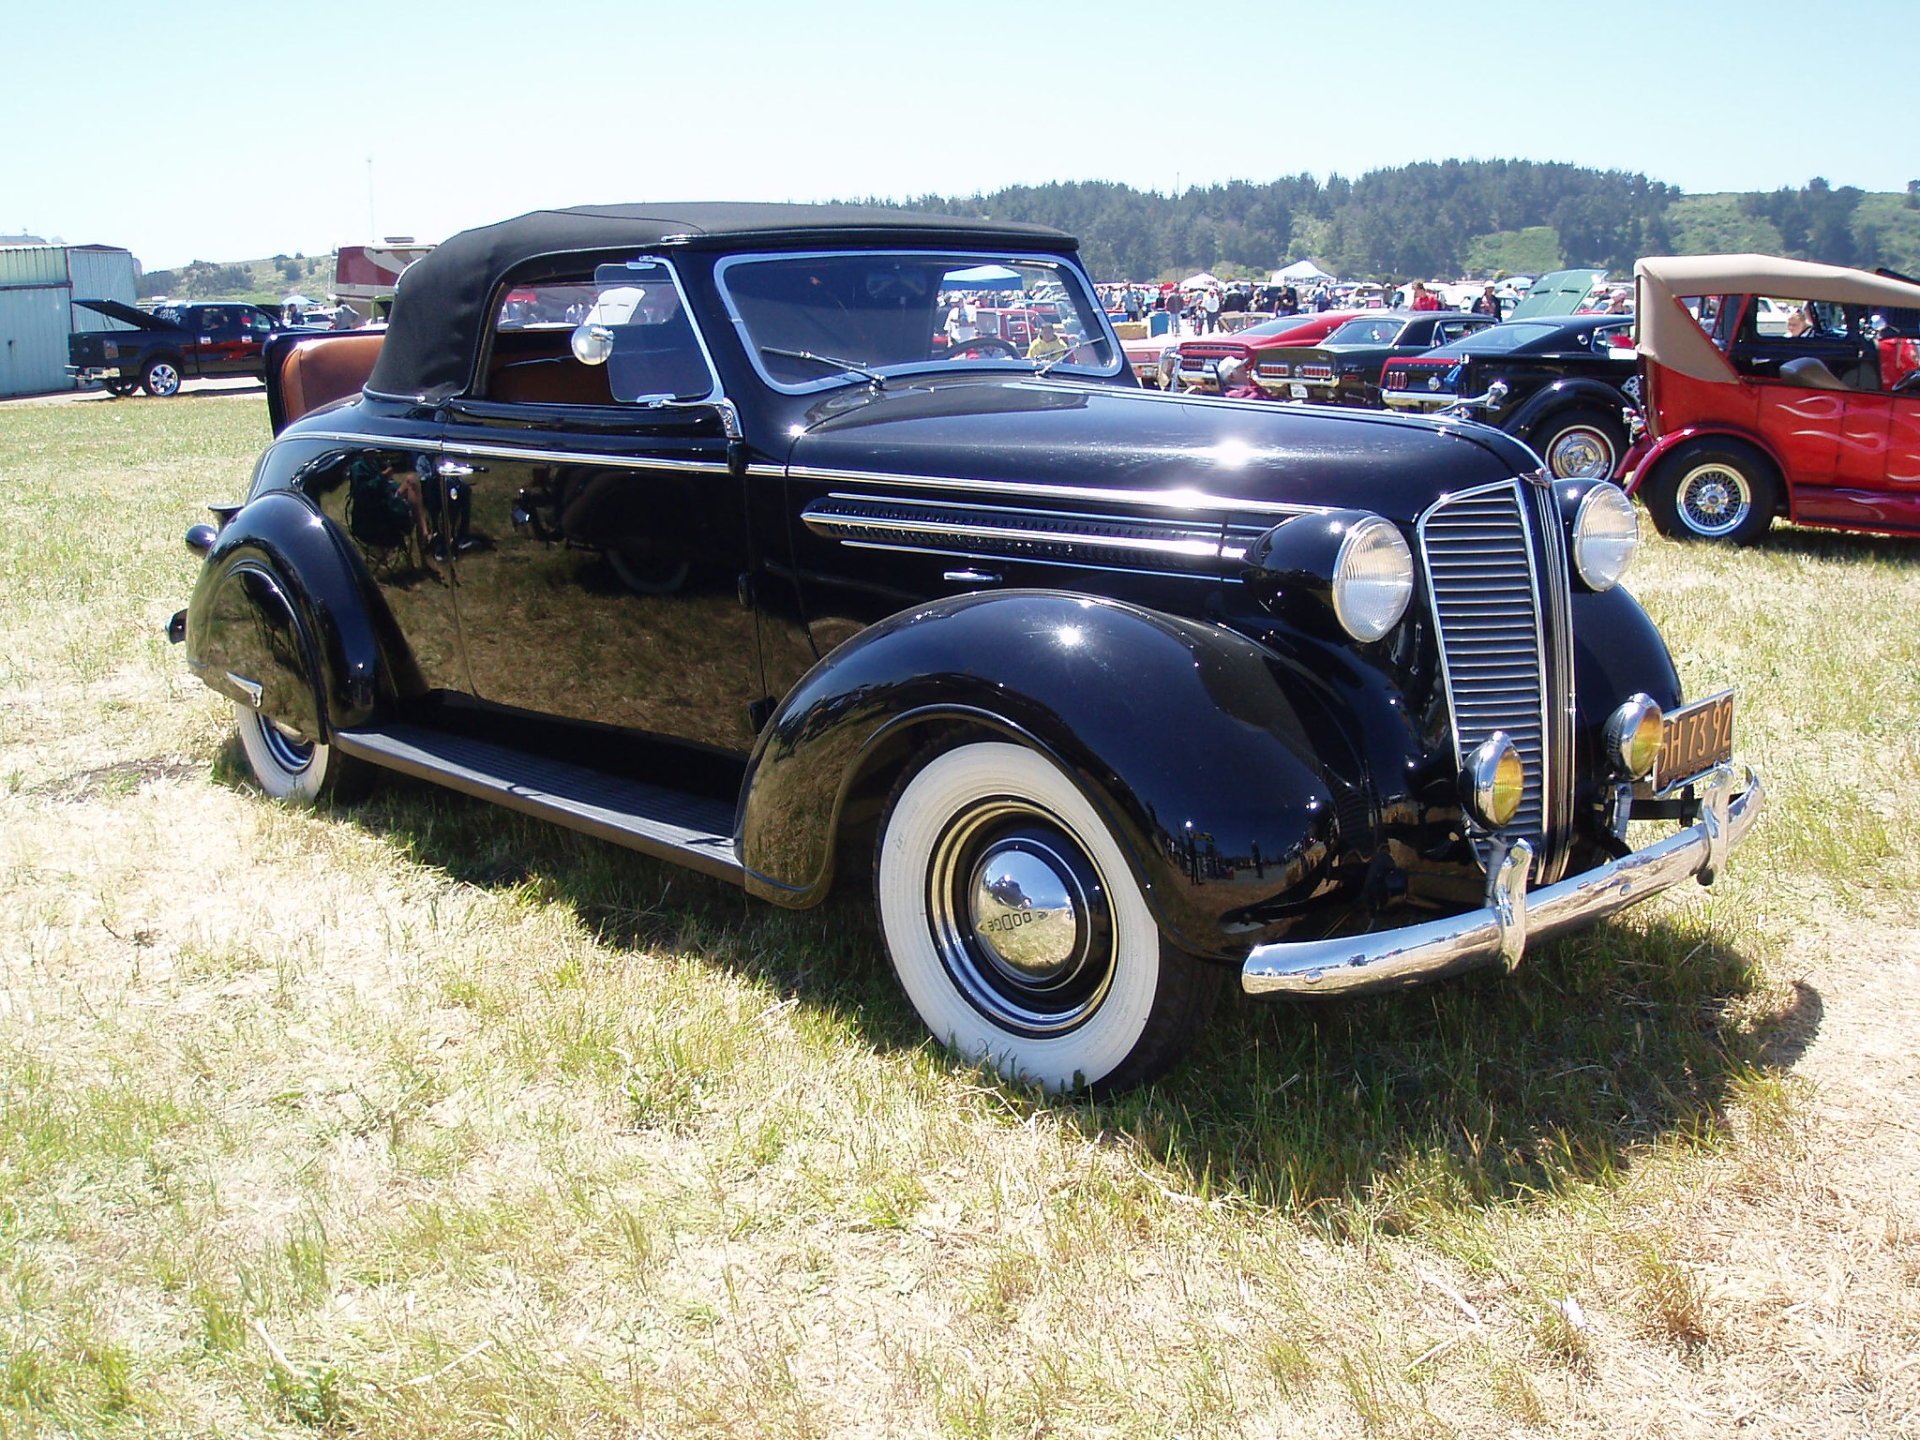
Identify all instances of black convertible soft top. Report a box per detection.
[364,202,1077,402]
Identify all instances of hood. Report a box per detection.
[71,298,174,331]
[1508,269,1606,320]
[787,379,1535,526]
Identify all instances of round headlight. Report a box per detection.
[1331,516,1415,642]
[1572,483,1639,591]
[1461,731,1525,829]
[1604,693,1664,779]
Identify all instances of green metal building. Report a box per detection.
[0,244,138,398]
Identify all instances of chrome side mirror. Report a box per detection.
[570,323,614,366]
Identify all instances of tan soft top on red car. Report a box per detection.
[1636,253,1920,383]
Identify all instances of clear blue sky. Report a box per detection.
[5,0,1915,271]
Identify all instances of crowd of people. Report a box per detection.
[1090,274,1633,337]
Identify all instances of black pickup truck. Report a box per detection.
[67,299,286,396]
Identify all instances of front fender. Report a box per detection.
[184,491,398,735]
[1569,585,1683,807]
[739,591,1352,962]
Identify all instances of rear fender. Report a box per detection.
[1622,424,1788,505]
[183,491,392,735]
[1506,377,1634,441]
[738,591,1353,962]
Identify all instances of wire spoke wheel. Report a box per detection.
[1674,461,1753,538]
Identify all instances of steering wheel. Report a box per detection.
[943,335,1020,360]
[1892,369,1920,396]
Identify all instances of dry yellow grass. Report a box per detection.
[2,393,1917,1437]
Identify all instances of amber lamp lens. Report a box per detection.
[1605,694,1665,779]
[1488,747,1525,826]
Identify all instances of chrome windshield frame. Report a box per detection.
[712,248,1126,396]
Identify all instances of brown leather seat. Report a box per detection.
[280,334,386,423]
[487,359,613,405]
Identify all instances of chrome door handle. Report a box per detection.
[943,569,1001,586]
[436,458,479,477]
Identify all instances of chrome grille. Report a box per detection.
[1419,481,1550,847]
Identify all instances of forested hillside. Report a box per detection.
[895,162,1920,282]
[144,164,1920,300]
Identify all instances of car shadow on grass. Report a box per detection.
[1092,919,1819,1227]
[1761,525,1920,565]
[266,757,1815,1226]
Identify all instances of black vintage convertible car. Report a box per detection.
[172,203,1761,1092]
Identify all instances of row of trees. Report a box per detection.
[897,162,1918,282]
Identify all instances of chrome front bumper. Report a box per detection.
[1381,391,1454,411]
[1242,763,1762,996]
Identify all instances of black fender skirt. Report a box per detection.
[738,590,1356,962]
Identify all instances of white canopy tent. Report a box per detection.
[1180,271,1221,289]
[1271,260,1334,284]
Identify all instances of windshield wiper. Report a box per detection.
[761,346,888,392]
[1033,333,1109,379]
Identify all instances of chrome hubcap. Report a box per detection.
[969,842,1083,984]
[927,801,1114,1036]
[260,719,315,775]
[1546,427,1614,479]
[1677,463,1750,536]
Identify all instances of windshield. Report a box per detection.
[1432,322,1562,356]
[1324,317,1407,346]
[1239,315,1330,340]
[715,251,1120,391]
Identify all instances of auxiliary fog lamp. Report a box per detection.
[1604,693,1665,780]
[1460,731,1525,829]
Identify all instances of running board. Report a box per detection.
[331,724,743,883]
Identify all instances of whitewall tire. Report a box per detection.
[876,742,1218,1092]
[234,701,368,804]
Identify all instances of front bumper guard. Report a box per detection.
[1242,762,1762,997]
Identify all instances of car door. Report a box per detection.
[435,260,767,755]
[191,307,247,376]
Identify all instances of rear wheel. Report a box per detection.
[1533,406,1627,480]
[1644,440,1779,544]
[141,358,182,397]
[875,741,1220,1093]
[234,703,371,804]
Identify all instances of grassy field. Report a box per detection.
[2,393,1917,1438]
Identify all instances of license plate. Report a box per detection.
[1653,689,1735,790]
[1289,382,1309,399]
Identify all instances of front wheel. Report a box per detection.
[1533,406,1627,480]
[1644,440,1779,544]
[141,358,182,397]
[875,742,1220,1093]
[234,702,371,804]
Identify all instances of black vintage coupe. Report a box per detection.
[173,204,1761,1092]
[1380,314,1640,479]
[1253,310,1497,406]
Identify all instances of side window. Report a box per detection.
[482,259,715,406]
[198,307,231,334]
[591,260,716,403]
